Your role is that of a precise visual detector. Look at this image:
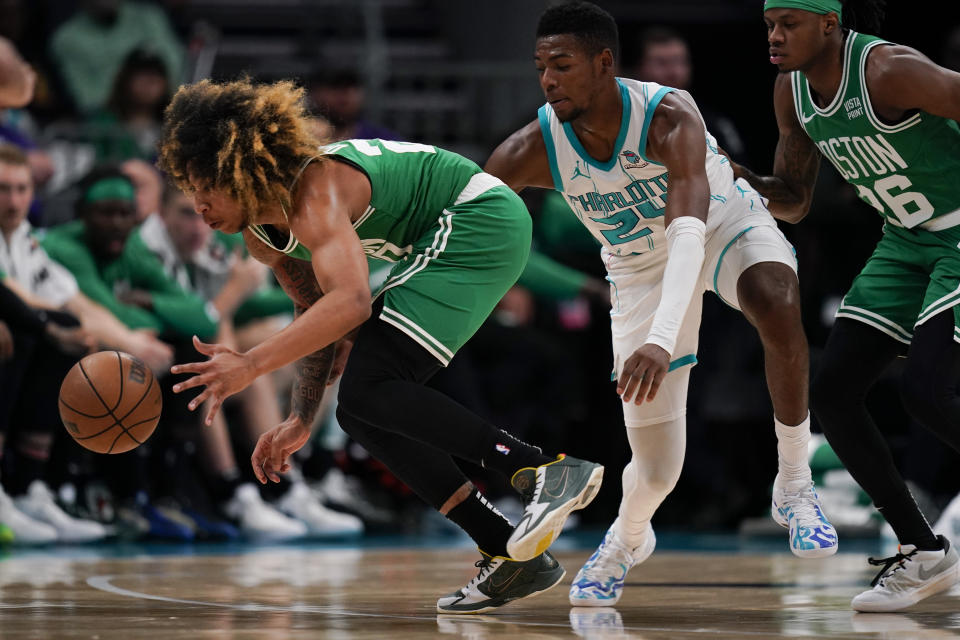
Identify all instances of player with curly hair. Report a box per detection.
[158,77,604,613]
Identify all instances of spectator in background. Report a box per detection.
[306,67,399,142]
[0,280,101,545]
[0,143,109,545]
[121,158,163,223]
[139,184,362,539]
[49,0,184,115]
[631,26,747,164]
[0,35,54,206]
[40,164,219,540]
[87,49,171,164]
[0,145,172,368]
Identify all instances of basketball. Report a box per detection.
[58,350,162,454]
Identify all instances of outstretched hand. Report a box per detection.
[618,343,670,405]
[251,418,311,483]
[171,335,258,425]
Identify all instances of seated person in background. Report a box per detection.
[121,158,163,223]
[0,145,172,368]
[0,280,102,544]
[305,67,399,142]
[0,144,174,544]
[40,164,221,540]
[86,49,171,164]
[48,0,184,115]
[138,184,362,538]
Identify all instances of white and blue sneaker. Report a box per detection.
[569,523,655,606]
[772,477,838,558]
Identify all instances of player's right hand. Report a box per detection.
[618,343,670,405]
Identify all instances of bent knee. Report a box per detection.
[737,265,801,321]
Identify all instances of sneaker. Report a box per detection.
[771,477,838,558]
[276,481,364,538]
[0,486,56,545]
[569,523,655,606]
[224,483,308,542]
[14,480,107,543]
[851,535,960,612]
[507,455,604,561]
[312,467,396,528]
[569,606,625,638]
[179,507,240,541]
[120,492,193,541]
[436,549,565,614]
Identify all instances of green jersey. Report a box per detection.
[792,31,960,230]
[247,139,482,262]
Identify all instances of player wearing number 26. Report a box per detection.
[728,0,960,612]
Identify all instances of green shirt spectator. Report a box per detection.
[49,1,184,114]
[42,220,218,339]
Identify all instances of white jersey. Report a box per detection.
[0,220,78,307]
[538,78,743,274]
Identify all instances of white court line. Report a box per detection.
[85,574,844,637]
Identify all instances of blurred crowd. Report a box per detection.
[1,0,959,549]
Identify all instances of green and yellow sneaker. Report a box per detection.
[507,454,604,561]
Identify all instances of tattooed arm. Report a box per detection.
[243,231,336,428]
[729,73,820,224]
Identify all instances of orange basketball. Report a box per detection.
[58,350,162,454]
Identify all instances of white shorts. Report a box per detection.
[609,196,797,428]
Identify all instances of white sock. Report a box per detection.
[774,412,813,488]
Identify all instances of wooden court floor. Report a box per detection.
[2,545,960,639]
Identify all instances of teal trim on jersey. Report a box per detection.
[668,354,697,371]
[561,79,632,172]
[538,105,564,192]
[713,226,754,308]
[638,86,674,163]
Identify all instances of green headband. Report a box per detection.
[83,177,136,204]
[763,0,842,21]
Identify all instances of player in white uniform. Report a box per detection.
[485,1,838,606]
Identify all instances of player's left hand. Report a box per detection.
[251,418,311,483]
[170,335,258,425]
[618,343,670,405]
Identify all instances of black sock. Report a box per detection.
[445,489,514,558]
[480,429,553,479]
[5,448,47,496]
[258,474,292,501]
[209,468,242,503]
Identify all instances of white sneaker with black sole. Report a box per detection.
[14,480,106,543]
[224,483,307,542]
[852,534,960,612]
[277,482,363,538]
[0,484,56,544]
